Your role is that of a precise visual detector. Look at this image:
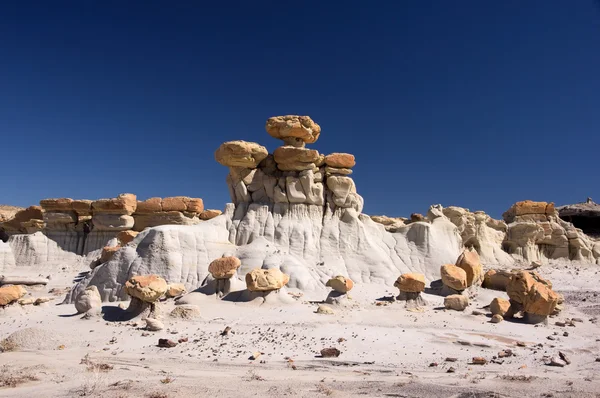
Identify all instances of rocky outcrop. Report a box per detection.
[66,116,464,302]
[558,198,600,238]
[133,197,205,231]
[502,200,598,264]
[442,206,512,265]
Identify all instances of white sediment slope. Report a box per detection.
[66,202,463,302]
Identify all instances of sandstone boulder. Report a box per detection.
[326,275,354,293]
[199,209,222,220]
[506,271,536,304]
[161,196,189,212]
[482,269,513,291]
[265,115,321,145]
[92,194,137,215]
[0,285,27,306]
[93,214,135,231]
[490,314,503,323]
[132,211,199,231]
[245,268,289,292]
[170,305,201,319]
[43,211,77,225]
[444,294,468,311]
[440,264,468,291]
[455,249,483,287]
[523,282,559,316]
[136,197,163,213]
[410,213,426,222]
[324,153,356,168]
[117,230,139,245]
[1,206,44,233]
[208,256,241,279]
[72,200,93,216]
[100,246,120,263]
[273,146,320,171]
[125,275,168,303]
[166,283,187,298]
[215,140,268,168]
[503,200,555,223]
[324,166,353,176]
[39,198,73,211]
[187,198,204,213]
[490,297,510,317]
[394,273,425,293]
[162,196,204,213]
[370,215,407,232]
[74,285,102,314]
[316,304,334,315]
[145,318,164,331]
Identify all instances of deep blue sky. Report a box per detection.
[1,1,599,219]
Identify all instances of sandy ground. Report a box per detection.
[1,265,600,398]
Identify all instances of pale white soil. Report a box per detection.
[1,265,600,398]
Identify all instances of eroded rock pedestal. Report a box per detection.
[215,116,364,250]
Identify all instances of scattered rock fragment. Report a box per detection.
[444,294,468,311]
[145,318,164,331]
[546,357,566,367]
[157,339,177,348]
[490,314,503,323]
[320,348,341,358]
[559,351,571,365]
[471,357,487,365]
[316,304,334,315]
[490,297,510,317]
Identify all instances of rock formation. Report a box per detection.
[394,273,427,308]
[505,271,560,324]
[122,274,168,319]
[74,285,102,314]
[502,200,597,264]
[2,115,598,307]
[558,198,600,238]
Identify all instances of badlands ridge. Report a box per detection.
[1,116,600,397]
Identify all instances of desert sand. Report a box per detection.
[1,264,600,398]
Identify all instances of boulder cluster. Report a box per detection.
[484,269,562,324]
[215,115,363,214]
[440,249,483,294]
